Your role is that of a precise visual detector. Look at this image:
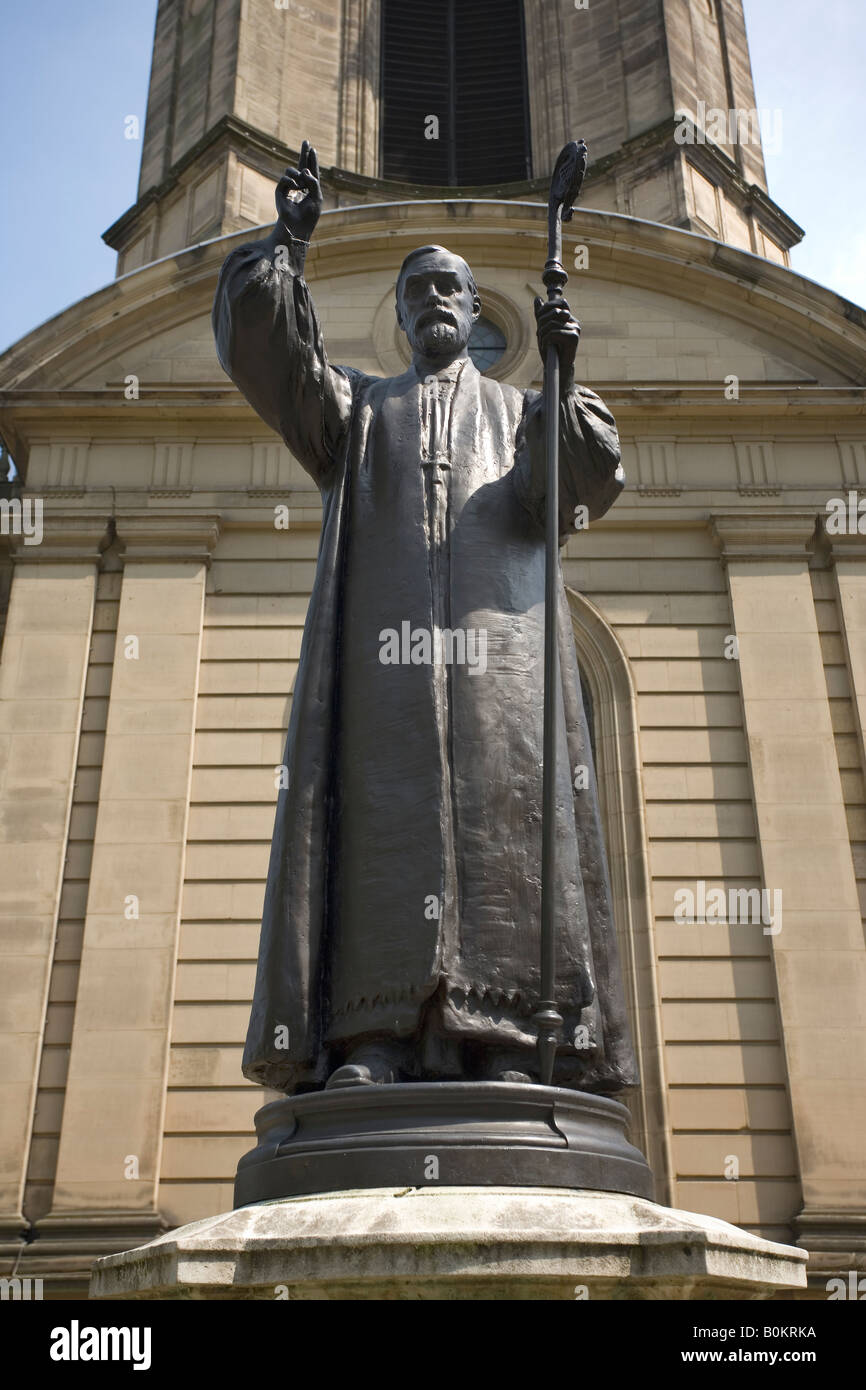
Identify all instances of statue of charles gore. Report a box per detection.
[213,141,637,1095]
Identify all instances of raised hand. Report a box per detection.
[275,140,323,244]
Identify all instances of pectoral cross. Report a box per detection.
[420,367,459,606]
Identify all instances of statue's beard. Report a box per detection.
[413,317,467,358]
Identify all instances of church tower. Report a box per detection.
[105,0,802,273]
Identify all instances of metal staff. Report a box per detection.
[534,140,589,1086]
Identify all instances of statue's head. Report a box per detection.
[395,246,481,363]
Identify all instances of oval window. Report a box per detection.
[468,315,507,373]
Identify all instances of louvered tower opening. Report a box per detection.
[381,0,532,186]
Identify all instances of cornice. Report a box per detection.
[710,510,819,562]
[824,526,866,563]
[3,385,865,429]
[10,513,112,564]
[103,112,805,254]
[114,511,222,564]
[102,115,297,250]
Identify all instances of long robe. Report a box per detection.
[213,235,638,1094]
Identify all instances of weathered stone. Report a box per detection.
[91,1186,808,1300]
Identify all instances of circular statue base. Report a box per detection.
[90,1187,807,1300]
[233,1082,654,1206]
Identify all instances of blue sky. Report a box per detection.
[1,0,864,355]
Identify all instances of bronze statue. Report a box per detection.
[213,140,636,1099]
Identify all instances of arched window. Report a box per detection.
[579,669,596,767]
[381,0,532,186]
[567,586,674,1202]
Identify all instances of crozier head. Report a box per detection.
[395,246,481,362]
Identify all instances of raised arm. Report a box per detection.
[212,141,353,486]
[513,294,625,538]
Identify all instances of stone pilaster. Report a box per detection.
[828,528,866,783]
[712,512,866,1284]
[0,516,110,1255]
[35,514,220,1267]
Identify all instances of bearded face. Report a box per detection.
[396,252,480,362]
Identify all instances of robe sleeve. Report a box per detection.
[513,382,625,542]
[212,231,354,486]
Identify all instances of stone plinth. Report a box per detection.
[90,1188,808,1300]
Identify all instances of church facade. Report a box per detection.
[1,0,864,1297]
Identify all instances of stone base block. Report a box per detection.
[91,1187,808,1300]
